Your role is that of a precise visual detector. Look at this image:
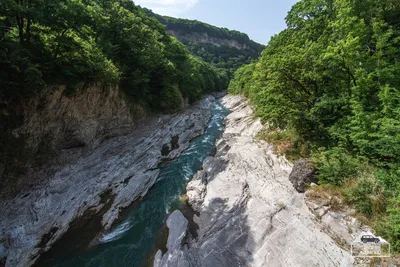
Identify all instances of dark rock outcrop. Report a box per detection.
[288,159,317,193]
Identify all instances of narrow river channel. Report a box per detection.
[41,100,229,267]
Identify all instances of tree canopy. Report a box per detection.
[0,0,231,177]
[0,0,228,114]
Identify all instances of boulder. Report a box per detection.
[153,211,190,267]
[166,210,188,251]
[288,159,316,193]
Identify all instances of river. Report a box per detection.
[40,100,229,267]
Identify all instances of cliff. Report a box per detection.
[167,29,251,50]
[0,84,139,198]
[148,12,264,75]
[158,16,264,52]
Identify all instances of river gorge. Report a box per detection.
[38,98,229,267]
[1,95,373,267]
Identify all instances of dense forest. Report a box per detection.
[150,13,264,77]
[0,0,232,180]
[0,0,228,116]
[230,0,400,251]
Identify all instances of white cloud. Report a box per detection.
[134,0,199,16]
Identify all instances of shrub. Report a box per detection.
[313,148,366,185]
[376,196,400,252]
[257,127,309,162]
[160,85,184,112]
[344,173,387,216]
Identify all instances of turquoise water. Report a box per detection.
[43,100,229,267]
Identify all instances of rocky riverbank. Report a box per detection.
[0,95,216,267]
[155,95,367,267]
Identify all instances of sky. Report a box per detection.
[133,0,299,45]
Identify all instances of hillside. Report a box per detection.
[0,0,228,186]
[151,13,265,76]
[229,0,400,252]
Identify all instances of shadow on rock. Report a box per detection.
[192,195,254,267]
[154,195,254,267]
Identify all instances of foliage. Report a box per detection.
[257,128,309,162]
[343,173,387,216]
[0,0,231,176]
[181,42,260,77]
[0,0,227,113]
[313,148,366,185]
[160,84,184,112]
[376,196,400,251]
[229,0,400,250]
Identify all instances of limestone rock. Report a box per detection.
[168,30,250,50]
[0,96,215,267]
[154,211,190,267]
[305,194,373,249]
[166,210,189,251]
[289,158,317,193]
[160,95,354,267]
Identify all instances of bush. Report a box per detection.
[258,127,309,162]
[160,85,184,112]
[344,174,387,216]
[313,148,366,185]
[376,196,400,252]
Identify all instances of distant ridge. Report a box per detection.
[145,10,265,76]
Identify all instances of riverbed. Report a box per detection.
[39,100,229,267]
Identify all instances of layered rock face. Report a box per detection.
[168,30,249,50]
[0,95,215,267]
[1,85,138,197]
[15,84,136,153]
[156,96,355,267]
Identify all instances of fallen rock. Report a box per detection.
[289,158,316,192]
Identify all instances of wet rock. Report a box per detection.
[153,250,163,267]
[0,242,7,266]
[289,158,316,193]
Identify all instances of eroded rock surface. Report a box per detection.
[0,96,215,267]
[1,85,136,198]
[305,192,373,248]
[157,95,355,267]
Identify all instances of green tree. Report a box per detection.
[229,0,400,250]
